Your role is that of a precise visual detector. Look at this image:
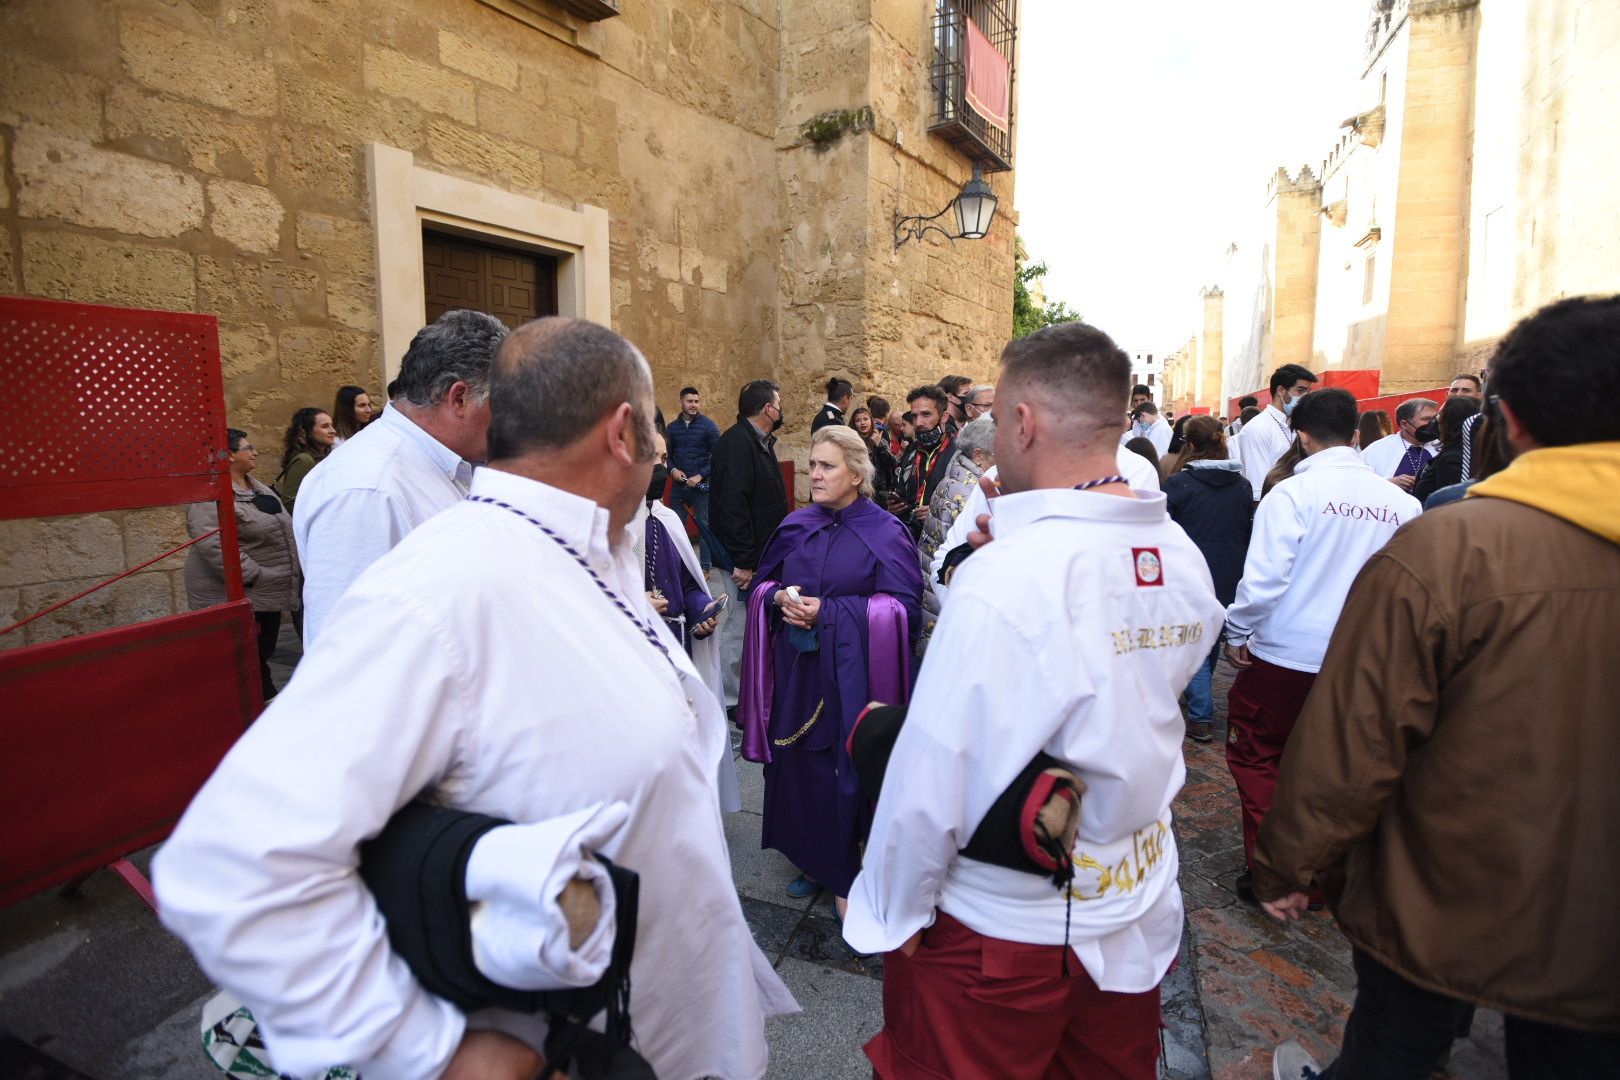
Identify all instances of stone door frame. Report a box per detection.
[366,142,611,383]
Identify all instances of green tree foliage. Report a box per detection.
[1013,236,1082,338]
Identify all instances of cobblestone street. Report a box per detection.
[0,629,1512,1079]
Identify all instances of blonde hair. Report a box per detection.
[812,425,875,498]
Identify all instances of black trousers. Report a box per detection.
[254,610,282,700]
[1320,949,1620,1080]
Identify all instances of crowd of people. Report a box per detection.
[153,296,1617,1080]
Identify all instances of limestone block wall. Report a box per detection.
[1462,0,1620,347]
[0,508,188,650]
[1381,0,1479,391]
[0,0,1017,635]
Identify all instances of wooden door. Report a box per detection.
[422,231,558,331]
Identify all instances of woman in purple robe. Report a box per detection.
[739,426,923,900]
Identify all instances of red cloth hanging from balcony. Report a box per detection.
[964,15,1010,132]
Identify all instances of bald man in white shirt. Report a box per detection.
[158,318,792,1080]
[844,322,1224,1079]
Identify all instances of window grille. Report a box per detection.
[929,0,1017,172]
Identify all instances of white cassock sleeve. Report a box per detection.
[154,589,477,1080]
[1149,420,1172,456]
[1223,484,1305,648]
[295,487,414,648]
[842,591,1075,954]
[928,468,994,607]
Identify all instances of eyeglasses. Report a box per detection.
[234,444,255,453]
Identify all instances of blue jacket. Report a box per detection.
[665,412,720,481]
[1163,460,1254,606]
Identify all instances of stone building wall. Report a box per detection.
[0,0,1016,644]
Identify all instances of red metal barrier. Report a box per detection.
[1355,387,1448,420]
[0,296,257,907]
[0,600,259,906]
[1228,369,1382,418]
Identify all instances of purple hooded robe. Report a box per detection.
[738,495,922,896]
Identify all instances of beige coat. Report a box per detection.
[1254,479,1620,1032]
[184,476,302,613]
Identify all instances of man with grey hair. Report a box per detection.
[963,383,995,422]
[294,308,507,645]
[1360,396,1439,491]
[158,317,793,1080]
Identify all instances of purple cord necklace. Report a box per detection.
[469,495,679,676]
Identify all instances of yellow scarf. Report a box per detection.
[1467,441,1620,545]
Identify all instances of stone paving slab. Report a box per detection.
[1180,659,1509,1080]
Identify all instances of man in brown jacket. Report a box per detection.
[1256,296,1620,1080]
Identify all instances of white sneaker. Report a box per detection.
[1272,1039,1321,1080]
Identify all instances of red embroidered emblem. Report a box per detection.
[1132,548,1164,587]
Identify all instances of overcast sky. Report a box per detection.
[1014,1,1375,357]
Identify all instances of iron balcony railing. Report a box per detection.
[929,0,1017,172]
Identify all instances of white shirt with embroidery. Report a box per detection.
[844,486,1225,993]
[157,469,793,1080]
[292,403,473,646]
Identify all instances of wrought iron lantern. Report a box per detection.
[893,164,999,248]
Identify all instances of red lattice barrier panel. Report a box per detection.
[0,298,229,519]
[0,600,260,906]
[0,296,257,907]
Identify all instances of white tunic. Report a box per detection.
[929,445,1161,606]
[1236,404,1295,500]
[1360,430,1436,478]
[634,498,741,812]
[844,487,1225,991]
[292,404,472,646]
[1225,446,1422,673]
[1120,415,1172,456]
[156,468,791,1080]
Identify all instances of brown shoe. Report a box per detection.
[1187,720,1213,742]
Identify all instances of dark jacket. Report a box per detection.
[1411,442,1465,504]
[710,419,788,571]
[897,431,955,515]
[1254,443,1620,1030]
[665,412,720,483]
[810,403,845,433]
[1163,460,1253,605]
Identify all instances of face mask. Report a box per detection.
[767,406,783,433]
[1415,421,1439,443]
[646,465,669,502]
[1282,399,1297,417]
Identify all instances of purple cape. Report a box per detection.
[736,496,923,895]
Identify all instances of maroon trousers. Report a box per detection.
[867,911,1162,1079]
[1225,656,1318,870]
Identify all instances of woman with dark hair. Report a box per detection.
[1262,438,1307,499]
[331,385,374,442]
[1356,409,1392,453]
[1124,436,1161,475]
[1412,395,1483,504]
[185,428,301,701]
[1166,413,1192,456]
[1163,417,1254,741]
[850,406,898,508]
[274,407,336,510]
